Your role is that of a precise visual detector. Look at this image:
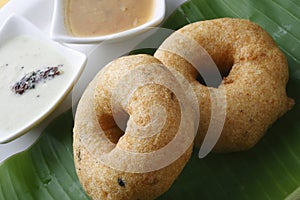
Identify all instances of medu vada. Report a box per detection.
[154,18,295,152]
[73,54,196,200]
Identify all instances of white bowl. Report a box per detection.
[50,0,166,44]
[0,14,87,143]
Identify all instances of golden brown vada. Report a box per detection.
[73,54,195,200]
[155,18,294,152]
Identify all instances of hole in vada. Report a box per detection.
[219,64,232,79]
[196,73,207,86]
[216,56,234,83]
[98,113,129,144]
[195,58,234,88]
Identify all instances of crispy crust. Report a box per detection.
[74,18,295,199]
[155,18,294,152]
[73,54,194,200]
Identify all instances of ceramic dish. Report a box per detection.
[50,0,166,44]
[0,14,87,143]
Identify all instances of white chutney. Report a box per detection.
[0,35,72,136]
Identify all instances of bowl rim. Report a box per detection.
[50,0,166,44]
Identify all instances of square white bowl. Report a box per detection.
[50,0,166,44]
[0,14,87,143]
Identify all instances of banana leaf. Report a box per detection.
[1,0,300,199]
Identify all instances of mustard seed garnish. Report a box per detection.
[12,65,62,95]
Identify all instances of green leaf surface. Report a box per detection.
[1,0,300,199]
[0,111,90,200]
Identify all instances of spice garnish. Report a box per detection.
[12,65,62,95]
[118,178,125,187]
